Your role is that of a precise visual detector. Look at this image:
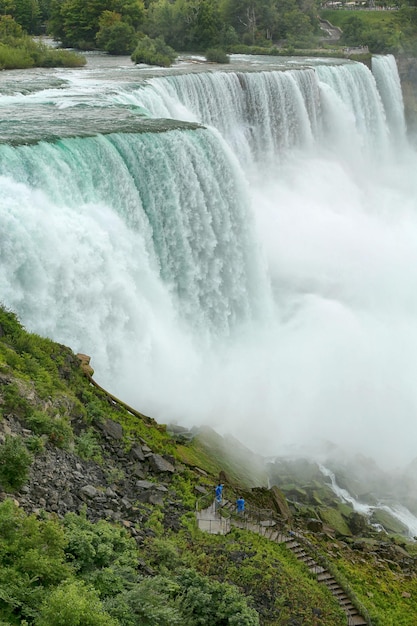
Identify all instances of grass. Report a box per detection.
[333,555,417,625]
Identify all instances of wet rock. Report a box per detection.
[148,454,175,473]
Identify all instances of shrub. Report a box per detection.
[63,511,138,574]
[26,434,45,454]
[1,382,33,420]
[26,410,73,449]
[105,576,183,626]
[131,35,176,67]
[205,48,230,64]
[0,43,34,69]
[75,428,102,462]
[177,568,260,625]
[36,580,118,626]
[0,435,33,491]
[147,538,182,572]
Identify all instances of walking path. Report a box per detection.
[196,499,370,626]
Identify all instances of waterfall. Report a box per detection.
[371,54,407,143]
[0,128,270,343]
[319,465,417,539]
[113,68,320,168]
[112,61,394,170]
[1,55,417,470]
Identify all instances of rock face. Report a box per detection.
[76,353,94,377]
[270,486,292,520]
[0,413,185,538]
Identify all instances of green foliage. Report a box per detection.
[36,580,118,626]
[0,435,33,491]
[320,8,413,54]
[26,434,45,454]
[75,428,102,463]
[205,47,230,62]
[105,575,183,626]
[144,507,164,536]
[48,0,144,49]
[131,34,176,66]
[147,538,183,572]
[176,568,260,625]
[0,500,71,622]
[105,569,260,626]
[1,382,33,420]
[0,16,85,69]
[26,410,73,449]
[170,469,198,508]
[333,555,417,625]
[63,511,138,576]
[0,0,41,34]
[96,12,137,54]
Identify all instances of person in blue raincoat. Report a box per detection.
[215,483,224,503]
[236,496,245,514]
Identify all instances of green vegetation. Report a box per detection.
[2,0,417,64]
[0,15,85,69]
[0,435,33,491]
[131,35,176,66]
[334,555,417,625]
[320,7,417,55]
[205,47,230,63]
[0,0,324,63]
[1,304,417,624]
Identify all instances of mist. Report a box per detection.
[1,54,417,474]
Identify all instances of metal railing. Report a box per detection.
[196,497,372,626]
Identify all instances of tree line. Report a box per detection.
[0,0,321,55]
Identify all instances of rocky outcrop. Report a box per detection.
[0,413,186,541]
[270,485,292,520]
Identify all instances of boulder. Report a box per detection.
[76,353,94,377]
[80,485,97,499]
[148,454,175,474]
[270,485,292,520]
[99,419,123,440]
[306,518,323,533]
[130,445,145,461]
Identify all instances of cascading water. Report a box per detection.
[1,54,417,470]
[319,465,417,539]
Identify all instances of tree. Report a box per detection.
[14,0,41,33]
[193,0,223,49]
[36,580,118,626]
[96,10,137,53]
[131,34,176,65]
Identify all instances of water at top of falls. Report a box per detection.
[1,53,417,477]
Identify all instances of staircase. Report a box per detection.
[214,500,370,626]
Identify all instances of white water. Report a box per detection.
[319,465,417,538]
[1,55,417,472]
